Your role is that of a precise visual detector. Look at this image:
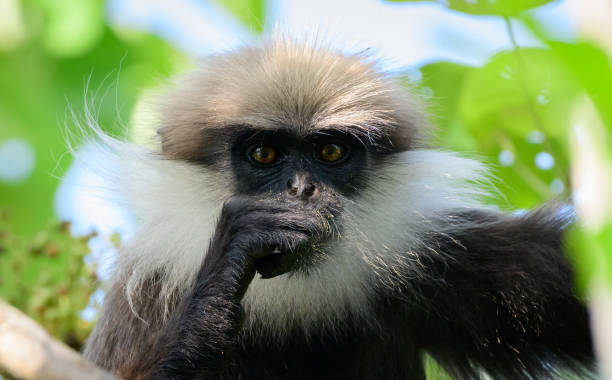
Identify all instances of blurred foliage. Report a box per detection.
[0,209,98,349]
[0,0,184,236]
[568,224,612,295]
[549,41,612,137]
[387,0,555,16]
[424,354,453,380]
[215,0,266,33]
[390,0,612,376]
[33,0,105,57]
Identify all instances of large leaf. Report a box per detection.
[459,49,580,142]
[457,49,580,207]
[522,17,612,142]
[385,0,556,16]
[415,49,580,208]
[548,42,612,144]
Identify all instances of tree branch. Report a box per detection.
[0,299,116,380]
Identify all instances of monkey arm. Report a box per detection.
[134,197,330,380]
[143,243,253,380]
[416,208,594,379]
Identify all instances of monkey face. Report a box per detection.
[229,128,370,200]
[224,127,375,276]
[153,41,427,276]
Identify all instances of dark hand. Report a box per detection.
[203,195,335,290]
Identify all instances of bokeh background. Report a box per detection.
[1,0,611,378]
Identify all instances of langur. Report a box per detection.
[83,39,593,380]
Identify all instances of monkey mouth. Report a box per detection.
[254,246,301,279]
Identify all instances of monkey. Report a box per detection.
[82,39,594,380]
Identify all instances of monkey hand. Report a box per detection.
[205,195,335,288]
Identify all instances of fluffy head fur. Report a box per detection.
[82,38,493,335]
[158,39,426,162]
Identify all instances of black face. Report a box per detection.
[229,128,370,199]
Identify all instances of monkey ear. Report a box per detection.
[381,83,433,151]
[386,127,414,152]
[156,124,208,161]
[157,125,172,148]
[157,125,175,155]
[387,119,433,151]
[157,125,169,138]
[382,113,430,152]
[157,126,172,153]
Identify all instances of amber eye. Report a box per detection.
[250,145,277,165]
[318,143,344,163]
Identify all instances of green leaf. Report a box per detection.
[416,61,479,151]
[424,354,453,380]
[459,49,579,143]
[214,0,266,33]
[521,19,612,152]
[457,49,577,208]
[567,223,612,295]
[385,0,556,16]
[547,42,612,145]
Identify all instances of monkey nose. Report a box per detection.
[286,175,318,199]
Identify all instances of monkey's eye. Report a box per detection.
[317,143,346,164]
[249,145,278,165]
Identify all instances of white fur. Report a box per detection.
[78,134,229,317]
[116,151,229,316]
[83,136,493,334]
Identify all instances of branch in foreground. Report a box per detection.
[0,299,116,380]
